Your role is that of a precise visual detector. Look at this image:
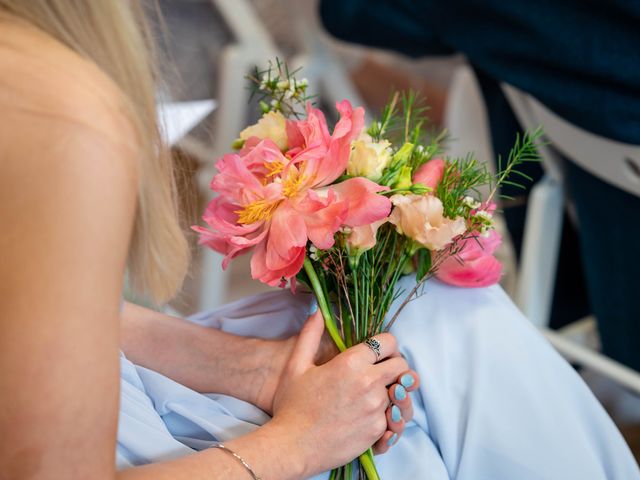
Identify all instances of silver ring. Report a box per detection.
[364,338,382,362]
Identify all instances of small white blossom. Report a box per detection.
[463,196,482,210]
[276,79,290,90]
[474,210,493,222]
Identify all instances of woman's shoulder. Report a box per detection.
[0,17,139,235]
[0,16,135,147]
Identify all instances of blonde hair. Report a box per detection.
[0,0,189,304]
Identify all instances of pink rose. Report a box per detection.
[194,100,392,286]
[412,158,445,192]
[436,230,503,287]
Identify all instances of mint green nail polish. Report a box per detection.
[309,298,318,315]
[387,433,398,446]
[400,374,414,388]
[391,405,402,423]
[395,384,406,401]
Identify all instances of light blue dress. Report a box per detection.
[117,278,640,479]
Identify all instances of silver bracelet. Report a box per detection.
[210,443,262,480]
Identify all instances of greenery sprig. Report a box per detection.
[246,57,316,118]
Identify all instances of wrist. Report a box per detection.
[226,419,308,480]
[251,336,296,413]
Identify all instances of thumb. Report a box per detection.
[288,300,325,375]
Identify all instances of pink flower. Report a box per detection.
[436,230,503,287]
[389,194,465,251]
[194,101,392,286]
[412,158,445,192]
[347,219,387,252]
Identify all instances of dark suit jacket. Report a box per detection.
[320,0,640,144]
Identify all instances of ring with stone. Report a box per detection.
[364,337,382,362]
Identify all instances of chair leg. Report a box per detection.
[515,174,564,327]
[543,328,640,396]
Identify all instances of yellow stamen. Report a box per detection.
[236,199,280,224]
[264,160,285,177]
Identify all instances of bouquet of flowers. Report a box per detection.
[194,59,540,479]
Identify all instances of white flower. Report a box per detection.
[463,196,482,210]
[474,210,493,222]
[347,133,392,182]
[239,111,288,150]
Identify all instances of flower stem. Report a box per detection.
[303,257,346,352]
[304,257,380,479]
[360,448,380,480]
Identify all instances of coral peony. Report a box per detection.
[194,100,392,286]
[436,230,503,287]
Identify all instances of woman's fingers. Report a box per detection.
[388,382,414,423]
[397,370,420,392]
[386,403,405,434]
[287,308,325,376]
[372,429,400,455]
[374,357,410,385]
[350,333,398,364]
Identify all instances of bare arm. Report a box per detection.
[0,101,303,480]
[120,302,294,412]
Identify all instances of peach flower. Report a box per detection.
[347,219,387,252]
[389,194,465,251]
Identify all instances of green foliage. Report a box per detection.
[246,58,316,118]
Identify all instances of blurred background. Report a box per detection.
[148,0,640,460]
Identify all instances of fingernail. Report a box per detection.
[308,298,318,315]
[387,433,398,446]
[400,374,414,388]
[391,405,402,423]
[395,385,406,401]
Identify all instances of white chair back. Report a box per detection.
[502,84,640,197]
[503,83,640,395]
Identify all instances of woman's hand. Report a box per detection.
[252,327,338,414]
[265,309,419,477]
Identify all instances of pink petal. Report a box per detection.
[412,158,445,191]
[436,254,503,288]
[300,191,348,249]
[291,100,365,188]
[212,153,265,202]
[456,230,502,262]
[250,239,306,287]
[331,177,391,227]
[266,203,308,270]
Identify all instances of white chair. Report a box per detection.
[156,100,220,314]
[502,84,640,394]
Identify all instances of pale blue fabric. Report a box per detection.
[117,278,640,479]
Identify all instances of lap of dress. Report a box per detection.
[116,278,640,479]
